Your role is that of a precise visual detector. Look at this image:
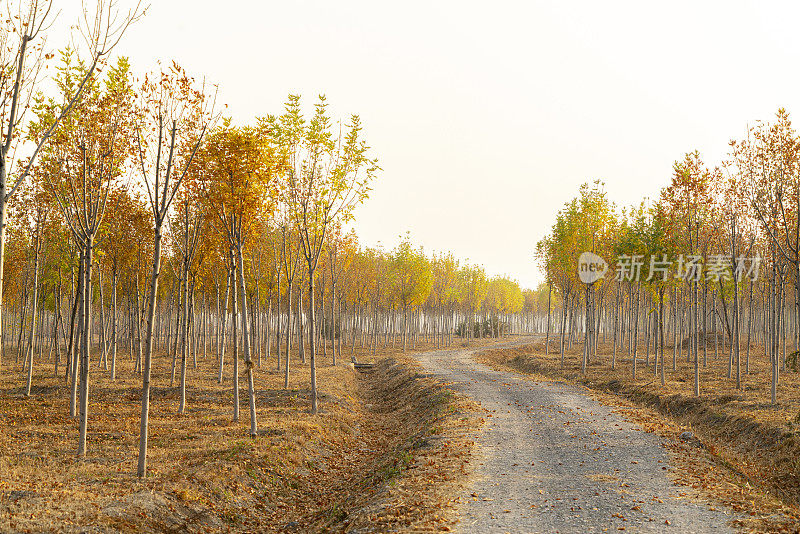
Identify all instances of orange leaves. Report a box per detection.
[195,123,277,247]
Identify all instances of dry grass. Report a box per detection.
[0,337,487,533]
[316,355,482,532]
[477,338,800,533]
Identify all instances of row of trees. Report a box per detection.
[536,109,800,406]
[0,0,538,477]
[4,210,535,408]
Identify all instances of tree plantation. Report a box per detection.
[6,1,800,532]
[0,1,537,485]
[535,110,800,407]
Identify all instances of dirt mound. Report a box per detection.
[103,490,225,532]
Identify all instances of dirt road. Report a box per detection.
[416,341,736,533]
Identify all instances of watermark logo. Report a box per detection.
[615,254,761,282]
[578,252,608,284]
[577,252,761,283]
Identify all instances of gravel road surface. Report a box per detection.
[416,341,737,533]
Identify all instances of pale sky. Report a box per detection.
[55,1,800,288]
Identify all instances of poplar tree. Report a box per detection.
[265,94,378,414]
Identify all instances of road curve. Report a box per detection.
[415,340,736,533]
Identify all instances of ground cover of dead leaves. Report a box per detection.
[0,338,508,533]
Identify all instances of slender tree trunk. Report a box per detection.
[137,225,163,478]
[746,279,753,375]
[559,291,568,369]
[659,287,665,386]
[308,263,319,414]
[134,274,143,374]
[331,278,337,366]
[0,197,6,370]
[231,251,240,422]
[70,255,84,418]
[298,282,305,364]
[632,282,640,379]
[236,239,258,435]
[110,270,118,381]
[77,239,94,458]
[693,277,700,397]
[218,268,231,384]
[24,232,40,396]
[179,261,190,414]
[97,266,107,369]
[170,278,183,387]
[284,278,292,389]
[275,259,282,371]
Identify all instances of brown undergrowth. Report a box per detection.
[477,339,800,533]
[0,338,484,533]
[315,356,481,532]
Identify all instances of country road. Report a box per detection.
[415,339,737,533]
